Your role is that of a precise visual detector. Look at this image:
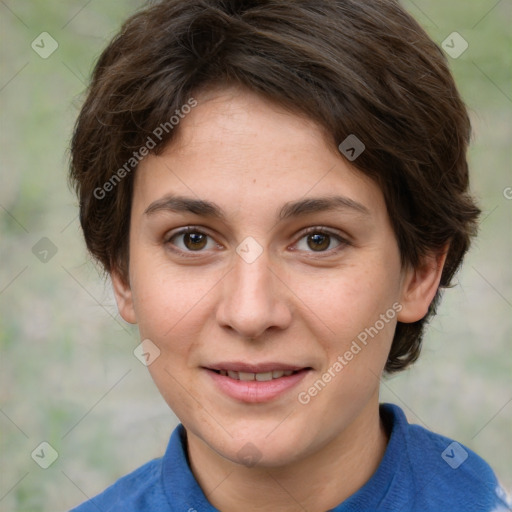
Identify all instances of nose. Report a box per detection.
[215,247,292,340]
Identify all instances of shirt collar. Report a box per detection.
[160,403,406,511]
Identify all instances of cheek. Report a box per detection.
[129,260,220,390]
[146,356,213,432]
[294,262,400,342]
[129,254,206,337]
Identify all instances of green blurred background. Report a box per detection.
[0,1,510,510]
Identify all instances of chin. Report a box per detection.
[200,419,319,468]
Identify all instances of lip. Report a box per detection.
[203,362,312,403]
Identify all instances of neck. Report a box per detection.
[185,395,389,511]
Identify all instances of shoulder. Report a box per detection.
[382,403,511,511]
[69,457,166,512]
[70,423,216,512]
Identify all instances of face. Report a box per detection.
[113,87,442,468]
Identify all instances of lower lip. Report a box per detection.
[206,369,310,403]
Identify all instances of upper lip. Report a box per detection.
[205,362,309,373]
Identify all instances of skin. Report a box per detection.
[112,87,446,511]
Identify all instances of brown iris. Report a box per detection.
[184,232,208,250]
[307,233,330,251]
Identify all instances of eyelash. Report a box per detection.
[295,227,350,255]
[164,226,351,258]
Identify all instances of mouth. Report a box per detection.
[209,368,301,381]
[203,363,312,403]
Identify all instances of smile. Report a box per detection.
[211,369,297,381]
[204,363,312,403]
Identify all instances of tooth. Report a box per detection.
[228,371,239,380]
[238,372,255,381]
[283,370,294,376]
[219,370,227,376]
[255,372,273,381]
[272,370,285,379]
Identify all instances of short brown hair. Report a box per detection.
[69,0,480,373]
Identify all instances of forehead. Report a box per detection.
[133,87,385,219]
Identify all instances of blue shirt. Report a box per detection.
[70,403,511,511]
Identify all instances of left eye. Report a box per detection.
[167,229,217,252]
[295,230,345,253]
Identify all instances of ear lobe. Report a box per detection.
[397,247,448,324]
[111,270,137,324]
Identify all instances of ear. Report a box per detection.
[397,247,449,323]
[111,270,137,324]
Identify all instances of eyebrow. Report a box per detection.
[143,194,370,220]
[278,196,370,220]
